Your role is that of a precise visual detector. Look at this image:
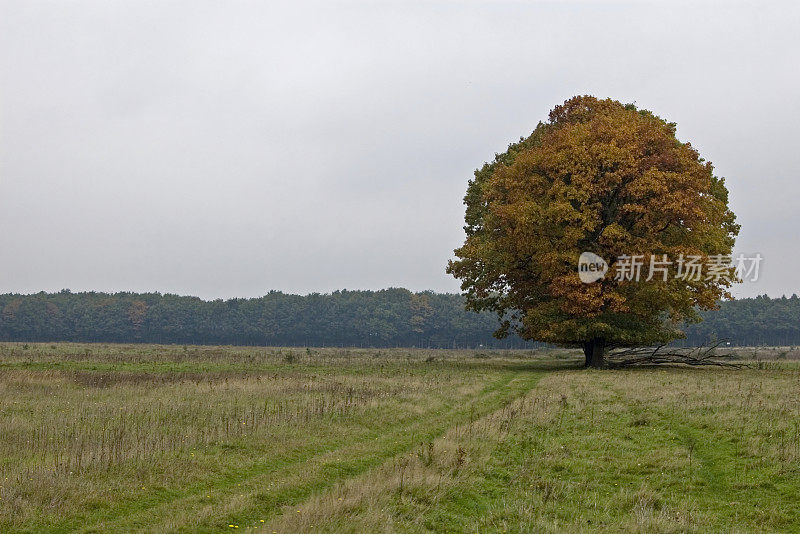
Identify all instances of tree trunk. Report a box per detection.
[583,338,606,368]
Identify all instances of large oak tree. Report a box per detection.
[447,96,739,367]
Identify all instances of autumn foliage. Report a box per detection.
[447,96,739,366]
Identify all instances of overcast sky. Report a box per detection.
[1,0,798,299]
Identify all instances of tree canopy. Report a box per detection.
[447,96,739,366]
[0,291,797,349]
[0,289,533,349]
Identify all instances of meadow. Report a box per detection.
[1,343,799,532]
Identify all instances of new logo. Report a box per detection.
[578,252,608,283]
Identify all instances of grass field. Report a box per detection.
[1,343,799,532]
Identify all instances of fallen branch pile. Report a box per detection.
[606,343,747,368]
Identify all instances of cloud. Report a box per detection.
[1,0,797,298]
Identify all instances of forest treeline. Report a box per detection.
[0,290,797,348]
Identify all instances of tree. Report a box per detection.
[16,289,800,349]
[447,96,739,367]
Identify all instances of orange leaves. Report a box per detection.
[447,95,739,347]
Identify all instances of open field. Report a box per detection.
[1,343,800,532]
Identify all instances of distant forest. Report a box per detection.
[0,290,797,348]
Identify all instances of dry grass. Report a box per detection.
[0,343,550,532]
[1,342,798,532]
[267,364,800,533]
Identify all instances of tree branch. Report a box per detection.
[605,342,747,368]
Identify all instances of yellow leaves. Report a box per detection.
[450,95,738,346]
[598,223,629,246]
[550,274,604,317]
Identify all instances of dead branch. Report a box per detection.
[606,342,748,368]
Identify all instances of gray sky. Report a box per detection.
[1,0,798,299]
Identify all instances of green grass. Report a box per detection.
[1,343,799,532]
